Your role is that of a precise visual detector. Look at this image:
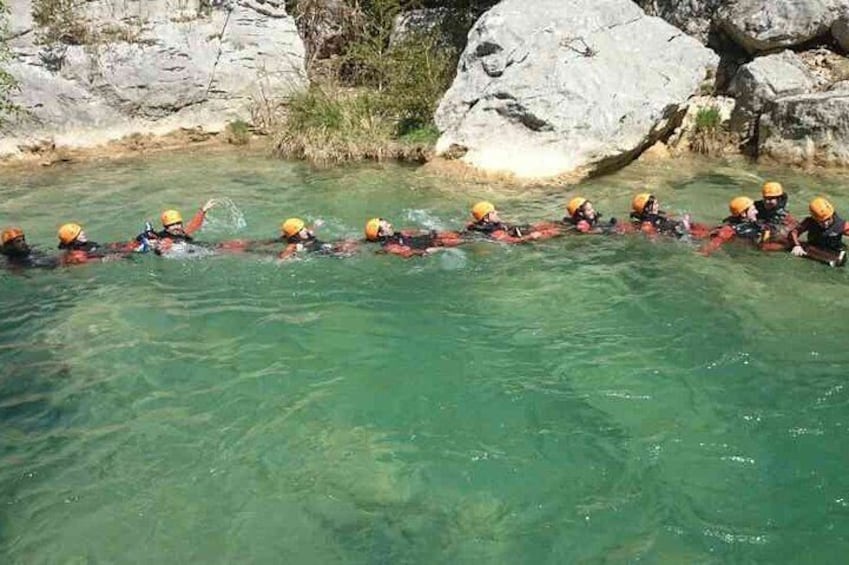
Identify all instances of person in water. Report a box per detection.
[629,193,707,238]
[465,201,559,243]
[56,223,128,265]
[145,199,218,254]
[1,227,57,269]
[277,217,358,260]
[755,181,796,232]
[364,218,462,258]
[562,197,618,234]
[788,197,849,267]
[701,197,784,254]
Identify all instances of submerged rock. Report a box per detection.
[434,0,718,180]
[1,0,306,156]
[759,92,849,166]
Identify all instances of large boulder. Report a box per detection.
[434,0,718,179]
[634,0,723,43]
[834,16,849,51]
[728,51,818,138]
[759,92,849,165]
[1,0,306,155]
[715,0,848,55]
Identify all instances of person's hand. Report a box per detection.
[529,231,542,240]
[201,199,217,213]
[791,245,807,257]
[681,213,692,232]
[312,219,325,229]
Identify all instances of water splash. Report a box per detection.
[203,197,247,234]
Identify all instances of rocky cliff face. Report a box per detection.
[1,0,305,156]
[434,0,717,179]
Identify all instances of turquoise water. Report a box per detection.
[2,152,849,563]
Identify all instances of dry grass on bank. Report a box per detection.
[272,84,439,165]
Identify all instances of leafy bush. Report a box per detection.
[690,105,728,156]
[32,0,92,45]
[0,0,17,123]
[225,120,252,145]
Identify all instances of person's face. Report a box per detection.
[763,196,778,210]
[166,222,186,236]
[6,235,29,254]
[647,199,659,214]
[817,216,834,229]
[298,228,314,241]
[378,220,394,237]
[484,210,501,223]
[745,206,758,222]
[581,202,596,221]
[77,230,88,243]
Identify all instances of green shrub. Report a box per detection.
[0,0,17,123]
[694,105,722,133]
[225,120,252,145]
[32,0,92,45]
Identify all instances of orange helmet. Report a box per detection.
[567,197,587,217]
[281,218,305,238]
[729,196,754,217]
[365,218,382,241]
[1,227,24,245]
[58,223,83,245]
[632,193,653,214]
[471,201,495,221]
[160,209,183,227]
[762,181,784,198]
[809,197,835,222]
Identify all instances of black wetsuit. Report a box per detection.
[800,213,847,252]
[285,235,336,255]
[379,233,435,250]
[466,221,529,237]
[1,247,58,270]
[630,211,687,237]
[563,214,617,233]
[754,195,789,229]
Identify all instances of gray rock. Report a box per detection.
[728,51,818,137]
[716,0,848,54]
[635,0,723,43]
[434,0,718,179]
[759,91,849,165]
[832,16,849,52]
[1,0,305,155]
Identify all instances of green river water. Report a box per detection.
[1,151,849,563]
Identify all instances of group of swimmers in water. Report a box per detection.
[2,181,848,270]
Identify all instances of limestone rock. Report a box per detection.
[634,0,723,43]
[728,51,818,137]
[1,0,306,156]
[834,16,849,51]
[759,92,849,166]
[667,95,735,150]
[434,0,718,179]
[716,0,848,54]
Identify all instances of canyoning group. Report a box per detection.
[1,182,848,270]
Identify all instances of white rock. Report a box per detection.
[434,0,718,179]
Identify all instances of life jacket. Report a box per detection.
[1,247,57,269]
[467,221,529,238]
[630,211,686,237]
[807,213,846,252]
[380,233,434,250]
[721,216,766,241]
[155,229,193,243]
[754,195,789,228]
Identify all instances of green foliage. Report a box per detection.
[225,120,252,145]
[32,0,92,45]
[694,105,722,133]
[0,0,18,123]
[279,0,462,163]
